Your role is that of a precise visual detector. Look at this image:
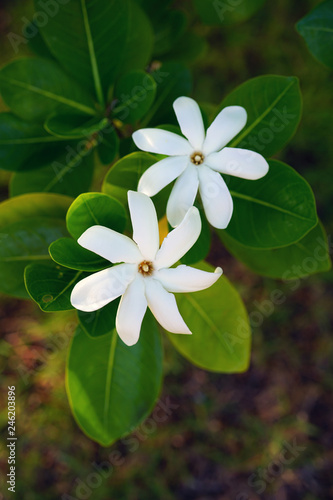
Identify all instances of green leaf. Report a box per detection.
[144,62,192,127]
[97,124,119,165]
[67,315,163,446]
[26,20,56,60]
[10,148,94,198]
[113,71,156,124]
[218,222,331,280]
[24,261,84,312]
[117,1,154,75]
[66,193,127,240]
[218,75,302,158]
[49,238,109,272]
[0,193,71,298]
[0,58,96,122]
[102,152,170,221]
[78,300,120,338]
[194,0,266,25]
[36,0,130,105]
[169,262,251,373]
[297,0,333,69]
[180,208,211,265]
[224,160,318,249]
[0,113,77,173]
[0,192,72,225]
[45,114,109,139]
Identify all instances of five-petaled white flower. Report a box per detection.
[70,191,222,346]
[132,96,269,229]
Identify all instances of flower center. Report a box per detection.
[190,151,205,165]
[138,260,154,276]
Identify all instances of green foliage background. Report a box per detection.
[0,0,332,498]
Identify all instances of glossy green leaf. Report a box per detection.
[97,124,119,165]
[36,0,130,105]
[49,238,109,272]
[10,148,94,198]
[180,208,211,265]
[219,222,331,280]
[144,62,192,127]
[113,71,156,124]
[102,152,170,221]
[0,58,96,122]
[194,0,265,25]
[0,192,72,224]
[218,75,302,158]
[25,261,84,312]
[117,1,154,75]
[297,0,333,69]
[224,160,318,249]
[169,262,251,373]
[78,300,120,338]
[0,112,68,172]
[0,193,71,298]
[45,114,109,139]
[66,193,127,240]
[67,315,163,446]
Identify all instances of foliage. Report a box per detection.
[297,0,333,69]
[0,0,331,447]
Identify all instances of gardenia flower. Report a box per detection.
[70,191,222,346]
[132,96,269,229]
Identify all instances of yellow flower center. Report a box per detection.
[138,260,154,276]
[190,151,205,165]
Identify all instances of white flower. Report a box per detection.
[70,191,222,346]
[132,96,269,229]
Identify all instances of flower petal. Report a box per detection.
[206,147,269,180]
[116,276,147,346]
[155,206,201,269]
[78,225,142,264]
[70,263,136,312]
[132,128,192,156]
[138,156,188,196]
[145,278,191,334]
[166,164,199,227]
[173,96,205,150]
[156,265,222,293]
[128,191,159,261]
[202,106,247,155]
[198,166,233,229]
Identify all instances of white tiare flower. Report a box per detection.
[70,191,222,346]
[132,96,269,229]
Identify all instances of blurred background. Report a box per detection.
[0,0,332,499]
